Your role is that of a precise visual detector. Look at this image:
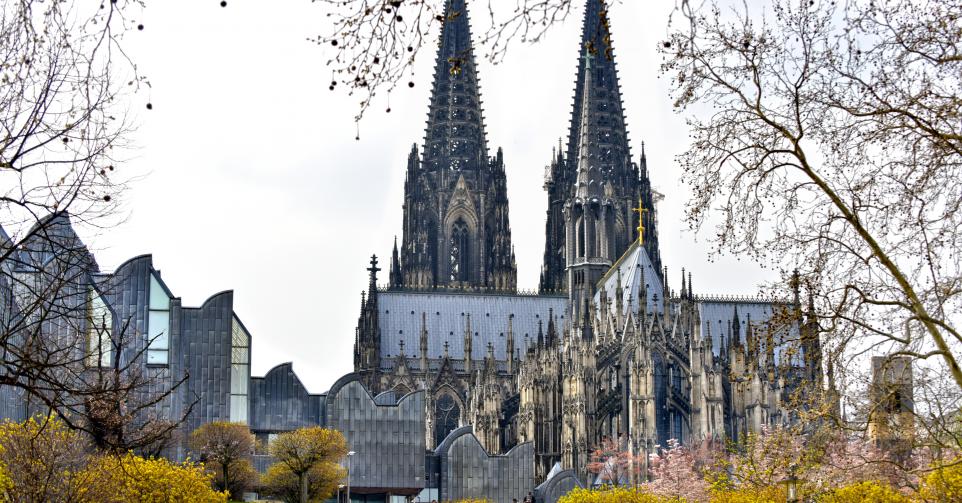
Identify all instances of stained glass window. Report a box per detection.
[434,393,460,446]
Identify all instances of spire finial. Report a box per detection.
[582,43,595,69]
[633,197,649,245]
[367,254,380,285]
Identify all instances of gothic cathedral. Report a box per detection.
[354,0,822,483]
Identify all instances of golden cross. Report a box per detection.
[632,198,648,245]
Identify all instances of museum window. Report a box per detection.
[87,287,112,367]
[230,316,251,424]
[147,272,171,365]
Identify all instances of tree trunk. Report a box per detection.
[299,472,309,503]
[223,463,230,497]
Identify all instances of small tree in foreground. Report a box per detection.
[587,437,643,486]
[189,421,257,499]
[261,459,346,503]
[267,426,348,503]
[644,439,715,502]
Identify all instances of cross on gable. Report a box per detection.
[632,198,649,245]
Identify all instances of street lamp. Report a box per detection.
[781,464,800,503]
[346,451,356,503]
[337,484,345,503]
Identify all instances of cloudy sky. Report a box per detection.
[87,0,775,391]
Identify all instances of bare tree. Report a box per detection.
[0,0,194,453]
[313,0,578,123]
[660,0,961,445]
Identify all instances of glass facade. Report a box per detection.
[87,288,112,367]
[230,316,250,423]
[147,273,170,365]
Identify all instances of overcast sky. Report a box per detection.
[85,0,776,392]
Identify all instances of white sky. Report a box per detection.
[86,0,775,392]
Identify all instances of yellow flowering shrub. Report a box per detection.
[709,486,785,503]
[87,453,228,503]
[917,460,962,503]
[0,415,97,501]
[819,480,908,503]
[559,486,681,503]
[0,459,10,498]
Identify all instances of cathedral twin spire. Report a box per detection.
[394,0,516,292]
[422,0,487,172]
[394,0,659,295]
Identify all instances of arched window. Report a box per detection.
[450,219,469,281]
[434,393,461,446]
[575,216,585,258]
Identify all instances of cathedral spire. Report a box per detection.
[367,255,380,295]
[566,0,630,186]
[422,0,487,172]
[574,47,600,200]
[390,237,402,289]
[399,0,515,292]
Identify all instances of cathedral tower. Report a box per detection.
[541,0,663,295]
[395,0,517,291]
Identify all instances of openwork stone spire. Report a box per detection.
[396,0,516,291]
[573,48,604,200]
[541,0,662,294]
[422,0,488,172]
[565,0,631,181]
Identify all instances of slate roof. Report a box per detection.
[378,291,566,363]
[697,299,802,364]
[594,240,664,322]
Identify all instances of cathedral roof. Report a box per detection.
[697,299,802,364]
[594,239,664,319]
[377,291,565,363]
[421,0,488,172]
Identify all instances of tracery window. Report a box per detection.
[434,393,460,446]
[450,219,469,281]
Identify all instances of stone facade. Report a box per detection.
[357,0,826,486]
[394,0,516,292]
